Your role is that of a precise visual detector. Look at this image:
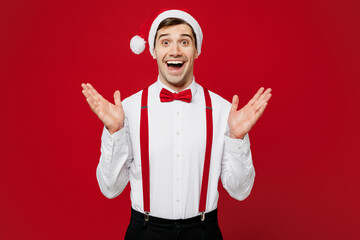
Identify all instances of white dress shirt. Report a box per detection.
[96,78,255,219]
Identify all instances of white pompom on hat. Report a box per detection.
[130,35,146,55]
[130,9,203,56]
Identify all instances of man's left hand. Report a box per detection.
[228,87,272,139]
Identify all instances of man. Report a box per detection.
[81,9,271,240]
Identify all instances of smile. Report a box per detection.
[166,60,184,72]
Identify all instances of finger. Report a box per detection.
[256,88,272,103]
[264,91,272,102]
[255,102,268,119]
[256,89,272,103]
[86,83,100,101]
[87,83,98,94]
[255,93,272,112]
[248,87,264,105]
[230,95,239,112]
[114,90,122,106]
[85,95,98,112]
[81,83,87,90]
[86,83,104,101]
[82,88,89,98]
[260,88,272,99]
[82,89,99,108]
[84,87,103,112]
[82,83,97,101]
[82,83,93,93]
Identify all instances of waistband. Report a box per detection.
[130,208,218,228]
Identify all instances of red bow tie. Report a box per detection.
[160,88,192,103]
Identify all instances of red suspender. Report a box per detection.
[199,88,213,216]
[140,87,213,219]
[140,87,150,214]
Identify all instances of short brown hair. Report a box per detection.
[154,18,197,49]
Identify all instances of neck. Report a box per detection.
[159,75,193,92]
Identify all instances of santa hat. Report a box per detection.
[130,9,203,56]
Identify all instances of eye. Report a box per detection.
[181,40,189,45]
[161,40,170,45]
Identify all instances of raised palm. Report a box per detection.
[81,83,124,134]
[228,87,272,139]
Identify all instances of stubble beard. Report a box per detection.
[158,61,194,91]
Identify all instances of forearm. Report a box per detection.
[96,126,132,199]
[221,134,255,201]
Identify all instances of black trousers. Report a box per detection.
[124,208,223,240]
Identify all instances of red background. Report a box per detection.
[1,0,359,239]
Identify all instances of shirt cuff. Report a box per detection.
[101,126,126,148]
[223,134,250,154]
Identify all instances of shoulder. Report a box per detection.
[122,89,142,109]
[208,90,230,105]
[206,89,232,113]
[122,82,157,111]
[200,86,231,128]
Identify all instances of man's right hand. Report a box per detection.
[81,83,125,134]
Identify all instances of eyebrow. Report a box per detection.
[158,33,194,40]
[158,34,169,40]
[180,34,194,40]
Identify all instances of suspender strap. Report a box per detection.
[139,87,213,218]
[140,87,150,214]
[199,88,213,214]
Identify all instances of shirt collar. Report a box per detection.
[155,76,198,98]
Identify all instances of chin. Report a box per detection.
[167,77,187,86]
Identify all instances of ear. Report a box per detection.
[195,50,199,59]
[152,50,157,59]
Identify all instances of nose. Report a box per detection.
[169,43,181,57]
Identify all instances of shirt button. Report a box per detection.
[176,154,180,158]
[176,112,179,116]
[176,177,180,181]
[176,132,179,135]
[176,199,180,203]
[110,138,113,142]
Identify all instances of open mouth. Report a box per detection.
[166,60,184,72]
